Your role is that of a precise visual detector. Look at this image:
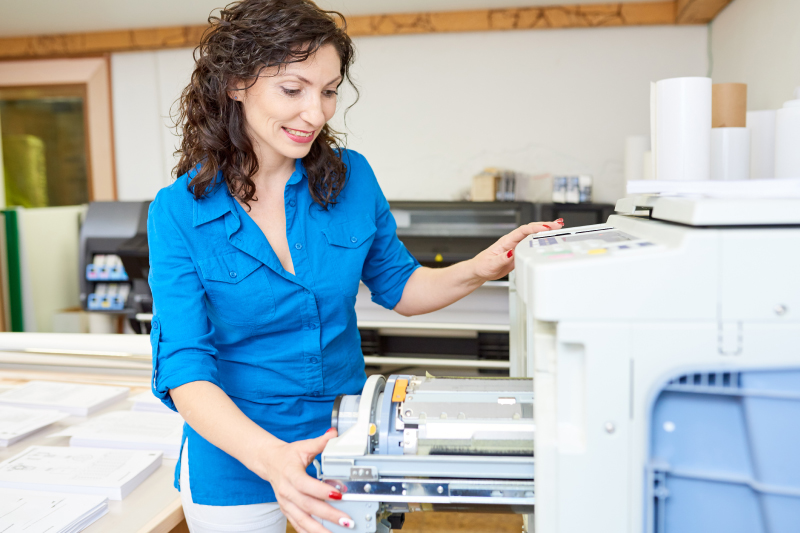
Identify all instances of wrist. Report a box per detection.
[464,258,488,287]
[250,434,284,481]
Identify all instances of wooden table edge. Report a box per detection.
[136,496,184,533]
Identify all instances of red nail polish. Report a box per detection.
[329,491,343,500]
[326,428,335,434]
[556,218,564,224]
[543,224,552,229]
[507,250,513,258]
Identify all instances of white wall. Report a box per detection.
[710,0,800,111]
[111,49,195,201]
[111,25,708,203]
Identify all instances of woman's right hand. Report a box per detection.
[258,428,355,533]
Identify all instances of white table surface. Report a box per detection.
[0,368,184,533]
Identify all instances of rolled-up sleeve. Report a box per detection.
[148,198,220,411]
[357,155,421,310]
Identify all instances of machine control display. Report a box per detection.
[563,230,636,243]
[529,227,658,260]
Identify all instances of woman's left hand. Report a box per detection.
[470,219,563,281]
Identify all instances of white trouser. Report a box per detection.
[180,441,287,533]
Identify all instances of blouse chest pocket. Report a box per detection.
[321,217,377,297]
[197,252,276,326]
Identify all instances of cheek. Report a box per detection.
[323,98,337,121]
[245,97,291,132]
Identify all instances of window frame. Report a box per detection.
[0,56,117,202]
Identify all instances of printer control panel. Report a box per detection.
[527,226,661,260]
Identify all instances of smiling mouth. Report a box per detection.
[282,127,313,138]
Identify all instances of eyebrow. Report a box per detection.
[280,74,342,86]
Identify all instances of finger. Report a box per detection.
[294,491,355,530]
[296,470,345,501]
[493,220,563,253]
[308,428,338,454]
[287,516,311,533]
[284,500,340,533]
[297,428,338,465]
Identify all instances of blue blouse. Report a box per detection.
[147,150,420,505]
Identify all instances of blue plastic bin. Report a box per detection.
[647,369,800,533]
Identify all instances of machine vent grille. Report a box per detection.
[666,372,741,389]
[359,329,380,356]
[477,332,509,360]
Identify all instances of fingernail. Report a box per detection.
[507,250,513,258]
[339,517,355,529]
[556,218,564,224]
[543,224,552,229]
[329,491,342,500]
[325,428,335,434]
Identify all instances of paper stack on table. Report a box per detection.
[0,381,129,416]
[0,406,68,446]
[130,390,174,414]
[0,488,108,533]
[53,411,184,458]
[0,446,162,500]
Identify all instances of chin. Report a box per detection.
[279,141,315,159]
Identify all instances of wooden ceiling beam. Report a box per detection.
[676,0,734,24]
[0,1,716,61]
[347,2,675,36]
[0,25,208,61]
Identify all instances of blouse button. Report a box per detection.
[295,243,302,250]
[229,271,237,278]
[350,236,358,243]
[152,319,159,329]
[289,199,296,207]
[310,357,318,364]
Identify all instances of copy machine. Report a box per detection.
[318,196,800,533]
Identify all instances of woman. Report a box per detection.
[148,1,563,532]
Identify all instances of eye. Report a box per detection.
[323,90,338,98]
[281,87,301,97]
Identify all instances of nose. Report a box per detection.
[300,93,326,129]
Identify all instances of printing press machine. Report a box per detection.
[59,196,800,533]
[357,201,613,369]
[317,196,800,533]
[77,200,613,368]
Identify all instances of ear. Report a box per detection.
[227,80,245,102]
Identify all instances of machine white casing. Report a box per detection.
[510,199,800,533]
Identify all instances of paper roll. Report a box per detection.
[642,151,654,181]
[775,88,800,178]
[711,127,750,181]
[624,135,650,182]
[712,83,747,128]
[746,110,776,180]
[652,77,712,181]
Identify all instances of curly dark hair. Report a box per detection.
[174,0,356,208]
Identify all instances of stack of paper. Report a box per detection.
[0,406,68,446]
[0,446,162,500]
[0,381,129,416]
[130,390,174,414]
[0,488,107,533]
[54,411,184,458]
[626,177,800,198]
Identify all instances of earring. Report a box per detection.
[234,95,238,100]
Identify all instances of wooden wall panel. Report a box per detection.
[0,2,682,60]
[676,0,734,24]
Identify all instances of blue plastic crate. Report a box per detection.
[647,369,800,533]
